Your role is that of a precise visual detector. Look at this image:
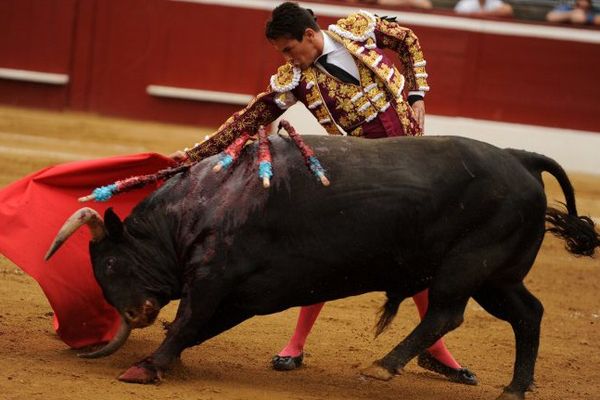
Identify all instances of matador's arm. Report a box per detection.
[374,17,430,103]
[184,88,289,162]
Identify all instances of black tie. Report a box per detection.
[318,54,359,86]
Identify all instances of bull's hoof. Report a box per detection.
[271,353,303,371]
[118,364,162,384]
[360,362,395,381]
[417,352,478,386]
[496,390,525,400]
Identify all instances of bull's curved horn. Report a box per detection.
[78,315,131,358]
[45,207,106,261]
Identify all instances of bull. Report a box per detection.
[46,134,599,400]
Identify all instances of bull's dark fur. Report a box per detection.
[87,135,598,399]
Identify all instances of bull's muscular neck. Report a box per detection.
[124,156,254,300]
[124,199,184,301]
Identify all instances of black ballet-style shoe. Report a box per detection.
[417,352,478,386]
[271,352,304,371]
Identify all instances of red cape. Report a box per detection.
[0,153,175,348]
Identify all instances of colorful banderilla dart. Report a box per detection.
[213,132,252,172]
[277,120,330,186]
[78,164,191,202]
[257,125,272,188]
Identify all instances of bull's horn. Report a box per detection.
[45,207,106,261]
[78,315,131,358]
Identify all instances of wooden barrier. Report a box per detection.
[0,0,598,131]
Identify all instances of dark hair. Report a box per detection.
[265,2,320,41]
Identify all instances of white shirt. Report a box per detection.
[316,32,361,81]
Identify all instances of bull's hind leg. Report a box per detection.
[362,242,511,381]
[473,283,543,400]
[362,293,470,381]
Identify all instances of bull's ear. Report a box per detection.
[104,207,123,240]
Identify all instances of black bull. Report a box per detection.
[46,135,599,400]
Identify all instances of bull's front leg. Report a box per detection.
[118,266,248,384]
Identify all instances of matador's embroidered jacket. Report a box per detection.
[186,11,429,162]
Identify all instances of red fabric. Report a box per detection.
[0,153,176,349]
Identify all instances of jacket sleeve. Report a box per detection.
[185,88,289,162]
[374,18,430,96]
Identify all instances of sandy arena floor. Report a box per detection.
[0,106,599,400]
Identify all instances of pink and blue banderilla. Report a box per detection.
[79,164,191,202]
[257,125,273,188]
[212,121,330,187]
[211,129,273,187]
[80,121,329,202]
[277,120,330,186]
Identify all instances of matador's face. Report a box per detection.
[270,28,322,70]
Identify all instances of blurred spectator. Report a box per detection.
[546,0,600,25]
[454,0,514,17]
[344,0,433,10]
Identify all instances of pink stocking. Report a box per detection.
[278,303,325,357]
[413,289,461,369]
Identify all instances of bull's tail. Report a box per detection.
[507,149,600,256]
[546,208,599,256]
[374,293,402,337]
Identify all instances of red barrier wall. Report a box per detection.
[0,0,599,131]
[0,0,77,109]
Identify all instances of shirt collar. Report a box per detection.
[317,32,342,62]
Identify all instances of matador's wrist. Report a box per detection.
[407,94,424,106]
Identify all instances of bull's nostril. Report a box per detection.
[124,310,136,320]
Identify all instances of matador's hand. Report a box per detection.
[411,100,426,133]
[168,150,189,164]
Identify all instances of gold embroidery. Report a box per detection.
[333,12,375,40]
[324,124,343,135]
[338,98,355,113]
[311,62,397,133]
[302,68,343,135]
[349,126,363,137]
[271,63,301,92]
[276,64,294,84]
[377,18,407,42]
[395,98,422,136]
[315,107,329,121]
[338,115,351,127]
[329,83,356,99]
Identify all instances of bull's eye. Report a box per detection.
[105,257,117,274]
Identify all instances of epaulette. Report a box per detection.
[270,63,301,93]
[328,10,377,43]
